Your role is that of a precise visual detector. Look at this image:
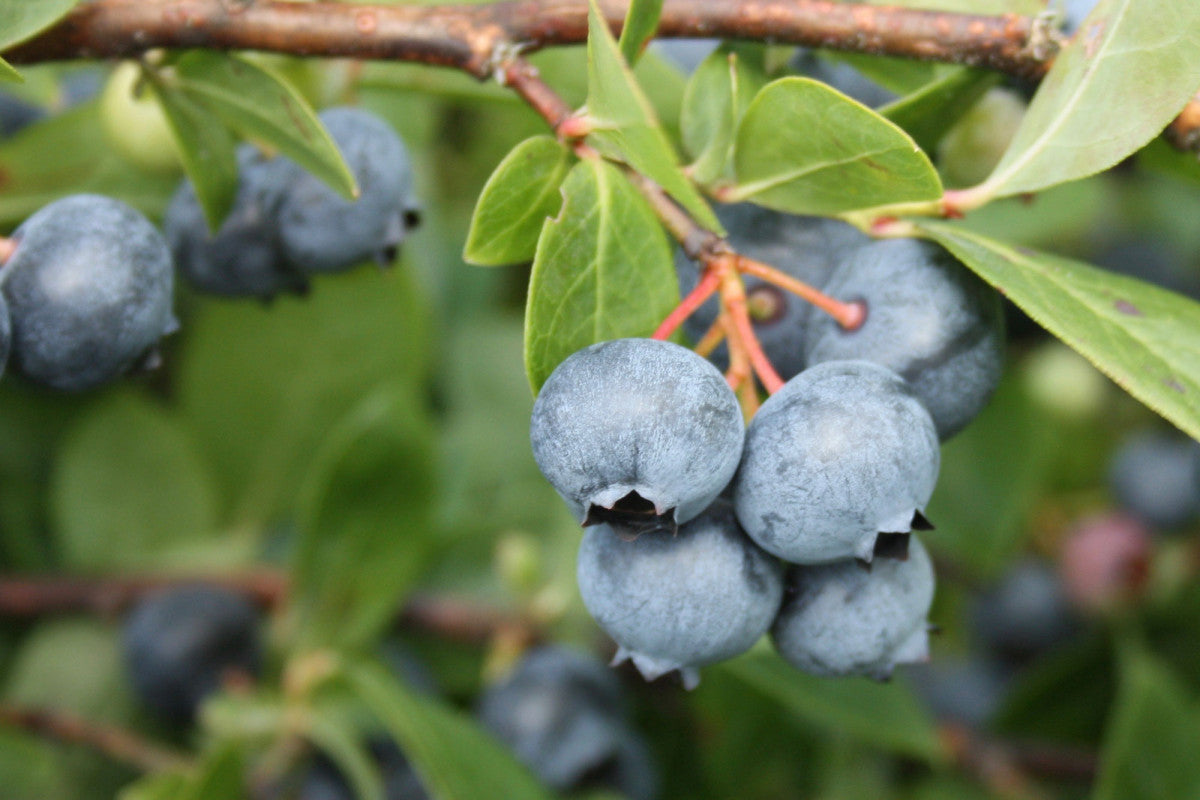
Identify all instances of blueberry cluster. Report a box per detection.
[534,211,1006,686]
[0,194,177,391]
[165,106,420,299]
[477,646,657,800]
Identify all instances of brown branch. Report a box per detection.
[7,0,1049,80]
[0,704,192,773]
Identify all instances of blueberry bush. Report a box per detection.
[2,0,1200,798]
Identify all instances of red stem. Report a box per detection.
[654,268,721,340]
[736,256,866,331]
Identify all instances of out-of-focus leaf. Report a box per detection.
[181,745,245,800]
[117,773,190,800]
[176,266,429,527]
[584,0,717,230]
[145,75,238,229]
[50,393,221,572]
[464,135,572,266]
[992,633,1115,745]
[290,386,435,651]
[681,45,768,185]
[921,222,1200,441]
[719,652,946,763]
[1093,647,1200,800]
[729,77,943,215]
[0,58,19,83]
[0,101,178,226]
[172,51,356,201]
[344,659,557,800]
[307,712,386,800]
[0,0,79,54]
[523,159,676,392]
[617,0,662,66]
[973,0,1200,200]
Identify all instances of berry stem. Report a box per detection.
[0,237,15,265]
[718,258,785,394]
[692,318,726,358]
[653,267,721,341]
[736,256,866,332]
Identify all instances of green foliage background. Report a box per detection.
[1,0,1200,798]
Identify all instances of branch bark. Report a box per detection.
[7,0,1050,80]
[0,704,192,773]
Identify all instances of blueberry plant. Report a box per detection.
[2,0,1200,798]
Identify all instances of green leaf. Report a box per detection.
[975,0,1200,200]
[617,0,662,66]
[117,774,190,800]
[464,136,572,266]
[0,0,78,53]
[719,652,946,763]
[0,101,178,227]
[344,659,557,800]
[50,393,221,573]
[145,74,238,230]
[729,77,943,215]
[0,57,20,83]
[1093,648,1200,800]
[523,159,677,392]
[290,386,435,652]
[182,745,245,800]
[880,68,999,154]
[584,0,718,230]
[176,266,429,527]
[920,221,1200,441]
[681,45,768,186]
[172,51,357,201]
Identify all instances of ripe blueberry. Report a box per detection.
[771,536,936,680]
[275,107,419,273]
[122,586,262,723]
[530,338,744,532]
[676,202,868,380]
[165,144,308,299]
[1,194,177,391]
[1108,430,1200,531]
[734,360,940,565]
[803,238,1005,440]
[971,558,1077,665]
[577,500,785,689]
[477,646,657,800]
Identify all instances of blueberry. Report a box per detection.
[530,338,745,532]
[1108,430,1200,531]
[790,49,897,108]
[275,107,419,274]
[734,360,940,565]
[0,292,10,379]
[1,194,177,391]
[676,202,869,380]
[478,646,657,799]
[577,500,784,689]
[803,238,1005,440]
[0,92,45,138]
[771,536,936,680]
[907,655,1008,728]
[165,145,308,299]
[122,586,262,723]
[971,559,1077,665]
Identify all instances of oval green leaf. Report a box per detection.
[0,0,79,54]
[920,221,1200,441]
[977,0,1200,199]
[681,45,767,186]
[172,50,357,202]
[465,135,572,266]
[617,0,662,66]
[523,158,677,392]
[730,77,943,215]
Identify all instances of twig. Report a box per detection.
[0,704,192,773]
